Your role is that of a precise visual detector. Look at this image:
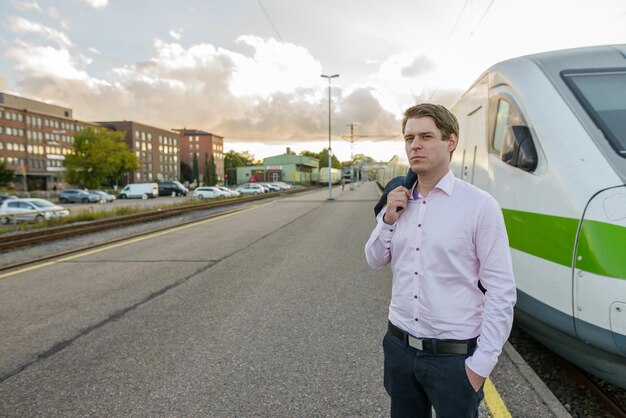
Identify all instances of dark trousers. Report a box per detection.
[382,331,484,418]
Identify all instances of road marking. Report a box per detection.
[484,378,512,418]
[0,201,275,280]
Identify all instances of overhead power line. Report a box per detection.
[256,0,283,42]
[428,0,496,102]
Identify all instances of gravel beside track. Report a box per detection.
[509,324,626,417]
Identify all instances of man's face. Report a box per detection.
[404,116,457,176]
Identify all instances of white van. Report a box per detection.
[118,183,158,199]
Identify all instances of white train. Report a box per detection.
[450,45,626,389]
[312,167,342,185]
[375,156,409,187]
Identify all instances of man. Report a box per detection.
[364,103,516,417]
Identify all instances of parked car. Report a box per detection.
[218,186,239,197]
[272,182,291,190]
[0,198,69,224]
[89,190,116,203]
[193,187,227,199]
[59,189,101,203]
[274,182,292,190]
[0,194,17,204]
[119,183,159,199]
[236,183,266,195]
[259,183,280,192]
[157,181,188,197]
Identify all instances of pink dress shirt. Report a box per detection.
[365,170,516,377]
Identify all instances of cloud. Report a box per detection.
[78,0,108,9]
[47,6,60,20]
[5,41,107,90]
[228,36,322,98]
[10,0,43,12]
[400,55,436,78]
[6,16,72,47]
[6,35,398,146]
[169,29,182,40]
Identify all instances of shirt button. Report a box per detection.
[415,318,419,321]
[418,224,421,227]
[414,272,418,275]
[423,201,426,204]
[414,295,417,299]
[416,248,420,251]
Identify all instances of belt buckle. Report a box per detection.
[407,335,423,351]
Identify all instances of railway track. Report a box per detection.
[556,355,626,418]
[0,189,303,252]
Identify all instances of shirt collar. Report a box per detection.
[413,169,456,199]
[434,170,456,196]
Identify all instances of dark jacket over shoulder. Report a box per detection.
[373,169,417,218]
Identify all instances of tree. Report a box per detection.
[63,128,139,189]
[317,148,341,169]
[224,150,255,184]
[299,150,321,160]
[203,152,209,186]
[224,150,254,168]
[180,161,193,183]
[209,153,217,186]
[192,153,199,185]
[0,160,15,186]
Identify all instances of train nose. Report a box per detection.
[573,185,626,356]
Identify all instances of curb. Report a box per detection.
[502,342,572,418]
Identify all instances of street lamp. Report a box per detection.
[321,73,339,201]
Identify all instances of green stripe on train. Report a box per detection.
[501,209,626,280]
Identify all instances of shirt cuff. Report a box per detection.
[375,209,396,238]
[465,346,497,378]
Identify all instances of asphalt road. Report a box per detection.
[0,183,392,417]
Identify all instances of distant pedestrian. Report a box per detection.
[365,103,516,417]
[341,177,345,191]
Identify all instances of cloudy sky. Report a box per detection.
[1,0,625,162]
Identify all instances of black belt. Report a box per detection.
[388,321,477,355]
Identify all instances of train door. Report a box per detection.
[573,186,626,356]
[463,106,488,189]
[486,87,576,333]
[452,76,488,188]
[486,90,531,203]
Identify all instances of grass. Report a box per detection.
[0,195,244,234]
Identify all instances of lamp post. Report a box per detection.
[321,73,339,200]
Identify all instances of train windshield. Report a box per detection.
[562,70,626,158]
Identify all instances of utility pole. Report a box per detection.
[342,124,399,188]
[321,74,339,200]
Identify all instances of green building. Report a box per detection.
[235,148,319,185]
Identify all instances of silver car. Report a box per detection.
[236,183,266,195]
[89,190,116,203]
[59,189,101,203]
[0,198,70,224]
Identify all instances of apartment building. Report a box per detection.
[96,121,180,183]
[177,129,224,184]
[0,92,97,190]
[0,92,227,190]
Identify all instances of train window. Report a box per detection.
[562,69,626,157]
[492,98,537,172]
[492,100,510,152]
